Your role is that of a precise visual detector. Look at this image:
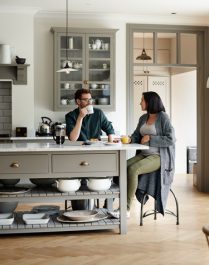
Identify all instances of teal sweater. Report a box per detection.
[65,107,115,141]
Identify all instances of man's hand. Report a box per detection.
[79,107,88,118]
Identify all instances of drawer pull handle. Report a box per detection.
[10,162,20,168]
[80,161,89,166]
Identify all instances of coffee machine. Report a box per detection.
[53,124,66,144]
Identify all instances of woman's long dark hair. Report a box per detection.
[143,91,165,114]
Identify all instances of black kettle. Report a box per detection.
[39,117,52,135]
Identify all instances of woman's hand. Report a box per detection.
[141,135,150,144]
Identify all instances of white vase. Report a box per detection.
[0,44,11,64]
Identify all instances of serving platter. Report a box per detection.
[0,187,31,195]
[57,213,108,223]
[63,210,98,221]
[23,213,50,225]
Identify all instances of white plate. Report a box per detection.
[104,142,121,146]
[63,210,98,221]
[57,213,108,223]
[85,140,104,146]
[0,187,31,195]
[23,213,50,225]
[0,213,14,225]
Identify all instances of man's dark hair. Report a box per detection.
[143,91,165,114]
[74,88,92,100]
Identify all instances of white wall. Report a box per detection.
[0,12,35,136]
[34,15,127,135]
[171,70,197,173]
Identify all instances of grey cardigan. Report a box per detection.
[131,111,176,214]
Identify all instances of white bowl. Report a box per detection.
[55,178,81,192]
[91,84,98,89]
[87,177,112,191]
[0,213,14,225]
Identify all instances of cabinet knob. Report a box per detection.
[83,80,88,85]
[10,162,20,168]
[80,161,89,166]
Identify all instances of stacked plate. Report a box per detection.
[57,210,108,223]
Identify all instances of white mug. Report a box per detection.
[86,105,94,114]
[61,99,68,105]
[64,83,70,89]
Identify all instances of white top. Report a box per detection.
[0,142,149,153]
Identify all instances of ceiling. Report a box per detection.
[0,0,209,18]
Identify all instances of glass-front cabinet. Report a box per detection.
[51,28,118,111]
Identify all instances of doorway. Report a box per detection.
[126,24,207,181]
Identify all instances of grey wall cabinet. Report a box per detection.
[51,27,118,111]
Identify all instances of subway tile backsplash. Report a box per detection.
[0,81,12,136]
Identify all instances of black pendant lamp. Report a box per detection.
[57,0,78,74]
[136,33,152,61]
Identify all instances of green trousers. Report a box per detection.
[127,154,161,210]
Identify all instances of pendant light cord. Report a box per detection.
[66,0,68,61]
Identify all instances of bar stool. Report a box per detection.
[139,188,179,226]
[202,224,209,247]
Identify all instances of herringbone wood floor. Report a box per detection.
[0,174,209,265]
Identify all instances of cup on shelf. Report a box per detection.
[104,43,109,50]
[64,83,70,89]
[61,99,68,105]
[103,63,107,69]
[92,44,97,50]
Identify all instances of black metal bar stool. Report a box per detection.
[202,224,209,247]
[139,188,179,226]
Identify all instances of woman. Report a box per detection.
[127,91,176,217]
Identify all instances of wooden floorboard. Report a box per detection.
[0,174,209,265]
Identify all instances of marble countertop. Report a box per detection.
[0,142,148,152]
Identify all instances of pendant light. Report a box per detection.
[136,33,152,61]
[57,0,78,74]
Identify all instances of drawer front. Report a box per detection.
[52,153,118,174]
[0,154,49,174]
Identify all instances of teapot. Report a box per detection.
[95,39,102,49]
[39,117,52,135]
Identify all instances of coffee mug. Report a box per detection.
[86,105,94,114]
[121,135,130,144]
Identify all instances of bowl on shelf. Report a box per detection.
[0,179,20,186]
[91,84,98,89]
[87,177,112,191]
[97,97,109,105]
[30,178,55,186]
[0,202,18,213]
[55,178,81,192]
[15,56,26,64]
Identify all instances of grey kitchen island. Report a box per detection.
[0,142,148,235]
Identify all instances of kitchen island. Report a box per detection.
[0,142,148,235]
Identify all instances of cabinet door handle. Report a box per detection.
[80,161,89,166]
[10,162,20,168]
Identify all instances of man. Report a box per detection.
[65,88,115,142]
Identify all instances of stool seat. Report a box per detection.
[139,188,179,226]
[202,224,209,247]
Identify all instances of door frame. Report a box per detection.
[126,24,209,192]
